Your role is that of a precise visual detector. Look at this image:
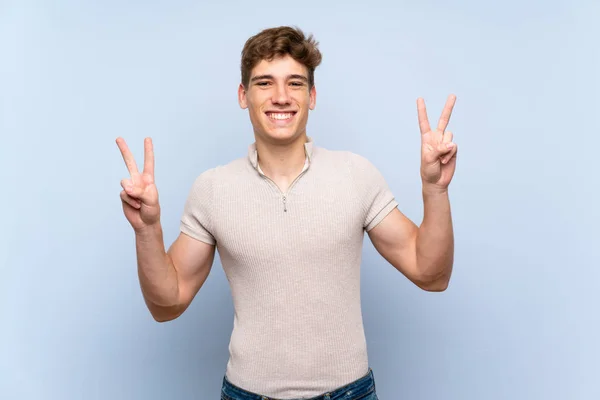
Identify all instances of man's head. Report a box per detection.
[238,26,322,145]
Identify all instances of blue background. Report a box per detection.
[1,1,598,399]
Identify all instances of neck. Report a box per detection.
[255,133,308,179]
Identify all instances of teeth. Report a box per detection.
[268,113,293,120]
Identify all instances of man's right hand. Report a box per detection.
[116,137,161,232]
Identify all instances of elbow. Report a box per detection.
[413,271,451,292]
[152,313,178,323]
[412,260,452,292]
[419,278,449,292]
[147,302,185,323]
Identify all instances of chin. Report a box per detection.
[260,128,303,143]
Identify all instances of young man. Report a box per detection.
[116,26,457,400]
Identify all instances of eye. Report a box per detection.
[256,81,271,86]
[290,81,305,87]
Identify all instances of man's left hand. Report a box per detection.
[417,94,458,192]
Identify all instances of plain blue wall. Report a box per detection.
[2,1,598,399]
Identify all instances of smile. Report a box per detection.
[265,112,296,121]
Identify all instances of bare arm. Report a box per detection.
[368,95,458,291]
[135,225,216,322]
[116,137,215,322]
[416,188,453,289]
[368,190,453,291]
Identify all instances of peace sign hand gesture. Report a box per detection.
[116,137,161,232]
[418,94,458,192]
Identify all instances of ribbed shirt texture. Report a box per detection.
[179,137,398,399]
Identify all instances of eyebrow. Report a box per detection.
[251,74,308,83]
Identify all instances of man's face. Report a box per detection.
[238,54,316,144]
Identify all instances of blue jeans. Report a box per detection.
[221,368,379,400]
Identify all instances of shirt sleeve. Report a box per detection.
[347,152,399,231]
[179,169,217,245]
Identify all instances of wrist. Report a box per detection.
[422,183,449,197]
[134,221,162,237]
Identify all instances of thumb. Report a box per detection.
[125,184,145,199]
[435,142,455,158]
[127,182,159,206]
[121,180,146,201]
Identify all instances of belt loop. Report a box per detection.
[324,393,331,400]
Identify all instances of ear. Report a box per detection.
[309,85,317,110]
[238,83,248,109]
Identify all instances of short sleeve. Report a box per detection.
[179,169,217,245]
[347,153,399,231]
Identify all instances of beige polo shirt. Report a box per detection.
[180,136,398,399]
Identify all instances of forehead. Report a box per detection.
[251,54,308,78]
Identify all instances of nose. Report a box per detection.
[271,83,291,105]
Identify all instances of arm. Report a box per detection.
[368,94,458,291]
[367,187,453,291]
[116,137,216,322]
[136,224,216,322]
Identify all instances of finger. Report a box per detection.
[120,178,133,192]
[120,178,144,199]
[443,131,454,143]
[116,137,139,176]
[417,98,431,134]
[441,143,458,164]
[120,190,141,209]
[143,137,154,177]
[435,141,455,158]
[436,94,456,133]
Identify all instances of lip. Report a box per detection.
[264,111,297,126]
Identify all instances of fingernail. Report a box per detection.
[446,143,454,149]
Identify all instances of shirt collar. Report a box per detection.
[248,136,314,171]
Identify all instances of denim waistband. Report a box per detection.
[221,368,376,400]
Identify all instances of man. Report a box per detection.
[116,26,457,400]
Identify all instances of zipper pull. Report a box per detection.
[283,195,287,212]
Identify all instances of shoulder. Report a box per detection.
[312,146,371,170]
[323,148,377,175]
[310,146,384,185]
[190,156,249,186]
[343,151,374,169]
[329,149,388,187]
